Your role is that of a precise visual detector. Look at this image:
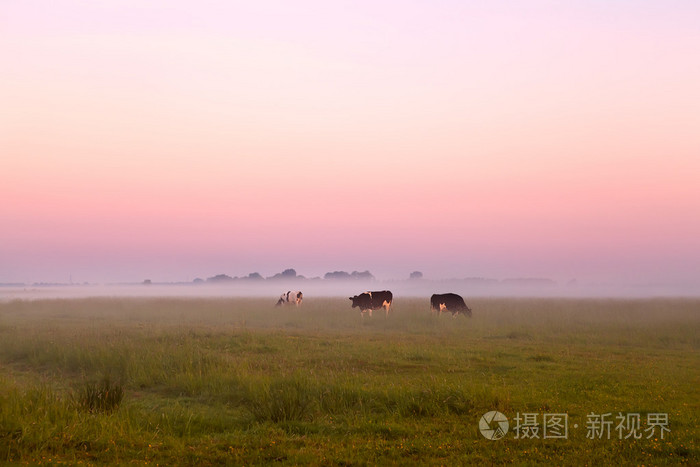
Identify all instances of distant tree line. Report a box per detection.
[203,268,378,284]
[323,270,374,281]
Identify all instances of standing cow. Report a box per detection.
[349,290,393,317]
[276,291,303,307]
[430,293,472,317]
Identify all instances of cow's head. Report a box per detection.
[463,306,473,317]
[275,297,284,306]
[349,296,358,308]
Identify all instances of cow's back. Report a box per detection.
[431,293,467,310]
[446,293,467,308]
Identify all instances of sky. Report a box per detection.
[2,1,699,286]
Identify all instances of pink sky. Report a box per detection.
[2,1,699,286]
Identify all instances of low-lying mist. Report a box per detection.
[2,278,698,302]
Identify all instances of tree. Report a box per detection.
[269,269,298,280]
[324,271,351,280]
[206,274,234,283]
[409,271,423,280]
[351,270,374,280]
[324,270,374,280]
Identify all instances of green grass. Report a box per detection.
[0,297,698,464]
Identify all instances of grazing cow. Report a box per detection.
[276,291,303,307]
[430,293,472,317]
[349,290,393,317]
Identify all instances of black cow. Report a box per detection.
[349,290,393,317]
[276,291,303,307]
[430,293,472,317]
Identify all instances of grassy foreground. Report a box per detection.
[0,296,698,465]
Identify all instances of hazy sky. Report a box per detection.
[2,1,699,285]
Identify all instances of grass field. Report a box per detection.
[0,296,698,465]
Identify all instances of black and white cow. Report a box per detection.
[276,291,303,307]
[349,290,393,317]
[430,293,472,317]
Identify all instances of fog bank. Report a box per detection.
[2,279,698,302]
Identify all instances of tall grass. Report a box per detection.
[244,375,315,422]
[76,376,124,413]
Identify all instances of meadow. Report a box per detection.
[0,296,698,465]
